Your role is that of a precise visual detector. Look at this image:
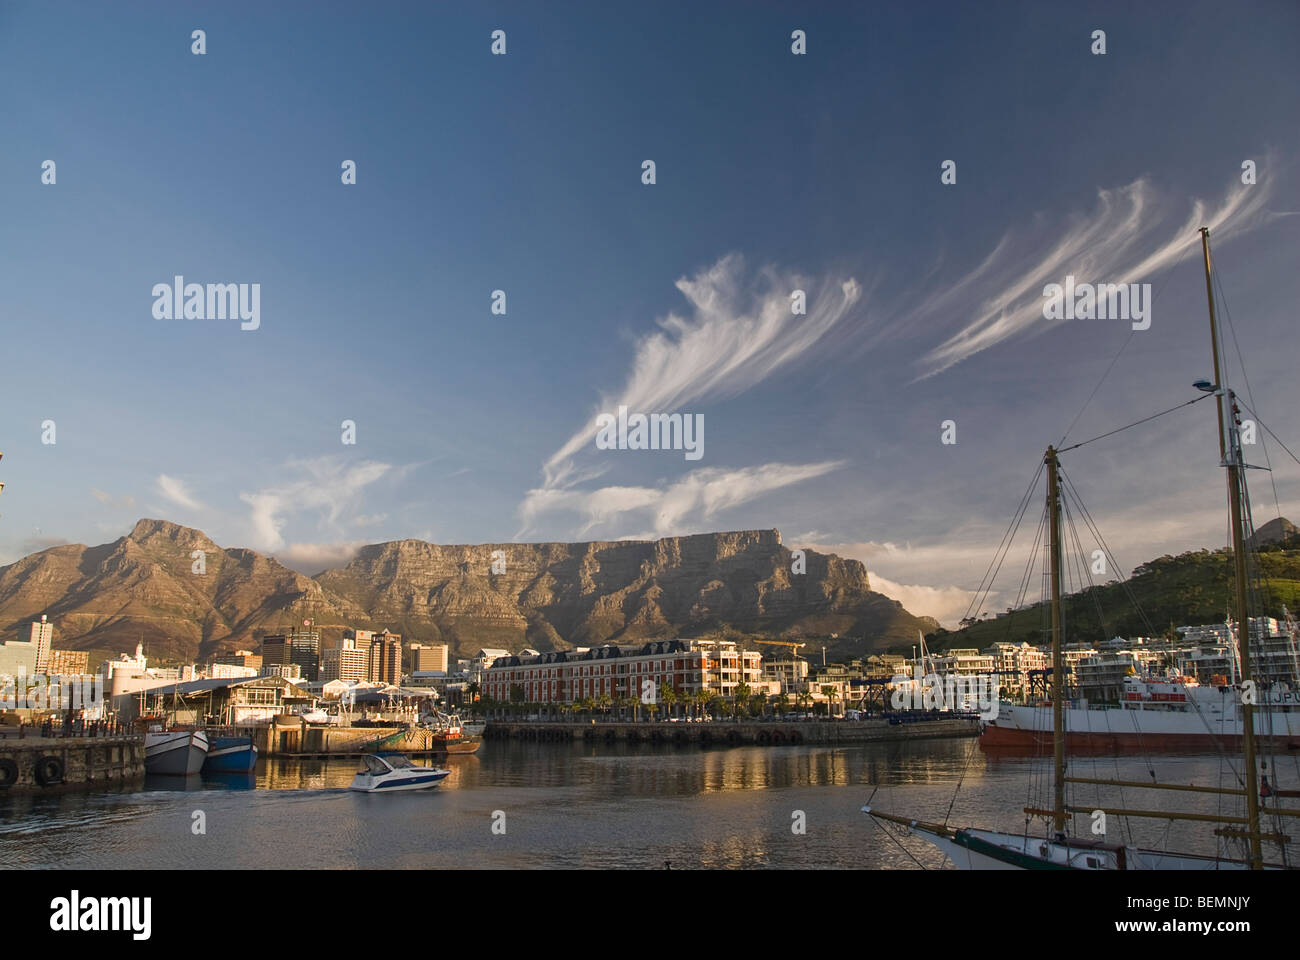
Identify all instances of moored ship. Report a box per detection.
[203,734,258,772]
[981,673,1300,752]
[424,712,481,754]
[144,729,209,775]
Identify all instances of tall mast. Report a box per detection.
[1200,226,1263,869]
[1046,445,1066,837]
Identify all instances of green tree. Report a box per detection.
[659,682,678,720]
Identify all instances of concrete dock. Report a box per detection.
[253,717,460,757]
[0,735,145,792]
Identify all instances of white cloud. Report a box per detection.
[865,570,982,629]
[274,540,367,574]
[156,474,203,511]
[239,457,392,552]
[91,488,136,509]
[914,173,1274,378]
[522,461,845,538]
[521,254,862,537]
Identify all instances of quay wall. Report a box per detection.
[484,717,979,746]
[0,735,145,792]
[254,719,447,757]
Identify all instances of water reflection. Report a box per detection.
[0,739,1278,869]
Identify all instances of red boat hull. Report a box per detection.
[980,723,1300,755]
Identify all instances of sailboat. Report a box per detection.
[864,226,1294,870]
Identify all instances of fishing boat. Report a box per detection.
[348,753,450,792]
[203,735,258,773]
[421,710,482,754]
[144,729,209,775]
[864,226,1296,870]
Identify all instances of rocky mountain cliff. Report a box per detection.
[0,520,937,662]
[1250,516,1298,548]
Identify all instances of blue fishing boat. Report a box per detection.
[203,735,258,773]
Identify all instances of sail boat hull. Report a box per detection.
[899,821,1272,870]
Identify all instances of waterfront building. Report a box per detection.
[762,657,809,695]
[209,663,259,680]
[470,648,511,686]
[100,643,148,681]
[410,642,449,673]
[366,630,402,684]
[19,616,53,673]
[47,648,89,676]
[482,638,762,712]
[983,642,1048,701]
[322,636,368,683]
[262,662,303,681]
[261,629,321,682]
[348,629,377,652]
[0,638,39,678]
[933,647,996,678]
[212,650,263,672]
[114,675,314,725]
[1075,651,1140,702]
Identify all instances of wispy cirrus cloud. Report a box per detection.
[91,488,136,510]
[525,461,845,539]
[239,456,392,552]
[521,254,861,536]
[914,171,1274,378]
[156,474,203,511]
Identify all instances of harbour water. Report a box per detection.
[0,740,1270,869]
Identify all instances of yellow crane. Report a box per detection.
[750,639,806,658]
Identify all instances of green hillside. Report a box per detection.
[923,536,1300,653]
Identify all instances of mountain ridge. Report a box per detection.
[0,519,937,663]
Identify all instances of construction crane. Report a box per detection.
[751,639,807,659]
[751,640,809,703]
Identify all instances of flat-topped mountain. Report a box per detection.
[0,520,937,662]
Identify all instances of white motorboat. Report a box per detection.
[144,729,209,775]
[349,753,450,792]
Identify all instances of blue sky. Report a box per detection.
[2,1,1298,626]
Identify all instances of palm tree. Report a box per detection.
[823,685,840,719]
[733,680,751,718]
[693,689,709,720]
[659,683,678,721]
[597,693,612,719]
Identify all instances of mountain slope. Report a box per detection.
[928,536,1300,652]
[0,520,341,661]
[0,521,936,662]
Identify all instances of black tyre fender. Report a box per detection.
[34,755,64,787]
[0,758,18,788]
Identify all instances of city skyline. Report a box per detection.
[3,2,1299,628]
